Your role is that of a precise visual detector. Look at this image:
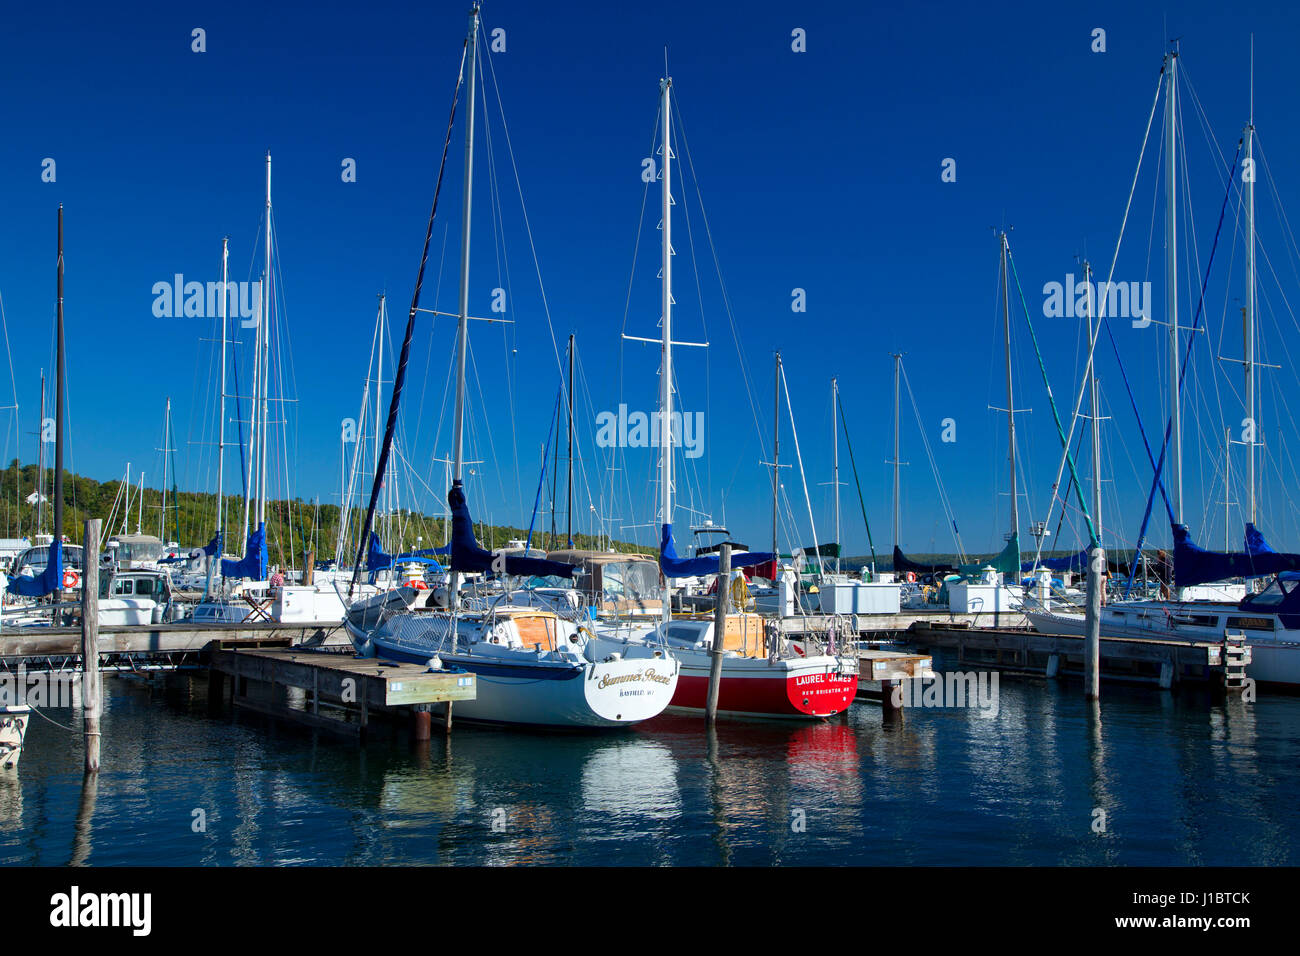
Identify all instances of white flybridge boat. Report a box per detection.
[587,73,858,720]
[344,3,678,729]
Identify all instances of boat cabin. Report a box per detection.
[545,549,662,618]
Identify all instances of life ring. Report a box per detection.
[410,580,428,590]
[905,571,917,583]
[62,568,80,589]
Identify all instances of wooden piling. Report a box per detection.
[705,543,731,723]
[412,706,431,741]
[1083,543,1104,700]
[81,518,102,773]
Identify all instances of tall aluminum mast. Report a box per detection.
[1244,61,1257,526]
[258,150,272,528]
[659,74,674,625]
[1085,261,1102,543]
[832,377,840,574]
[448,2,481,607]
[1165,48,1182,525]
[1001,232,1018,542]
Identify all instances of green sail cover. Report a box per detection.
[959,531,1021,577]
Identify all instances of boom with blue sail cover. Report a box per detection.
[659,523,773,579]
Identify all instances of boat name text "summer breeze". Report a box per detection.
[597,668,673,690]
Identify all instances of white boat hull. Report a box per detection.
[1026,608,1300,688]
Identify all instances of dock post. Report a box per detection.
[81,518,102,773]
[412,705,431,741]
[880,679,904,725]
[206,669,225,715]
[705,544,731,723]
[1084,544,1104,700]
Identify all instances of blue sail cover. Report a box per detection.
[221,523,268,580]
[202,532,221,557]
[448,482,576,578]
[659,523,774,578]
[7,538,62,597]
[366,532,392,572]
[1244,522,1300,576]
[1022,548,1091,573]
[1175,522,1263,590]
[364,533,444,578]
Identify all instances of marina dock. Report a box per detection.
[0,621,350,672]
[209,646,476,739]
[907,621,1250,690]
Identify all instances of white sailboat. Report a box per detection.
[345,3,679,729]
[587,73,859,720]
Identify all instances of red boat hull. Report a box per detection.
[668,657,857,720]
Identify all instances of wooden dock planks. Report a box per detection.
[211,647,476,709]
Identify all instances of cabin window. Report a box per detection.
[114,580,134,595]
[1226,616,1274,632]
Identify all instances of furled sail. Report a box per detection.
[1243,523,1300,575]
[659,523,774,579]
[959,532,1020,577]
[891,545,956,576]
[1175,522,1263,590]
[221,522,267,580]
[365,531,446,574]
[7,539,62,597]
[449,482,575,578]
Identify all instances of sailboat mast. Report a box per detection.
[771,351,781,560]
[892,352,901,552]
[258,150,272,529]
[53,206,64,591]
[1085,261,1102,544]
[1165,48,1182,525]
[36,370,44,534]
[451,8,480,488]
[448,2,480,607]
[217,238,228,551]
[566,332,574,546]
[161,397,171,542]
[1244,74,1257,526]
[832,376,840,574]
[374,293,385,541]
[659,74,674,625]
[1224,426,1232,551]
[1001,232,1018,541]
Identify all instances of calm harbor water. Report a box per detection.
[3,654,1297,866]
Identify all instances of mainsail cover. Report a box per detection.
[448,482,575,578]
[960,531,1020,577]
[1244,523,1300,575]
[1170,523,1300,588]
[659,523,774,578]
[892,545,956,576]
[221,522,267,580]
[366,532,446,573]
[7,538,62,597]
[1021,548,1090,573]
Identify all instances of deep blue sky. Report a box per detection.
[3,0,1300,558]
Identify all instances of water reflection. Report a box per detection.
[2,672,1297,866]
